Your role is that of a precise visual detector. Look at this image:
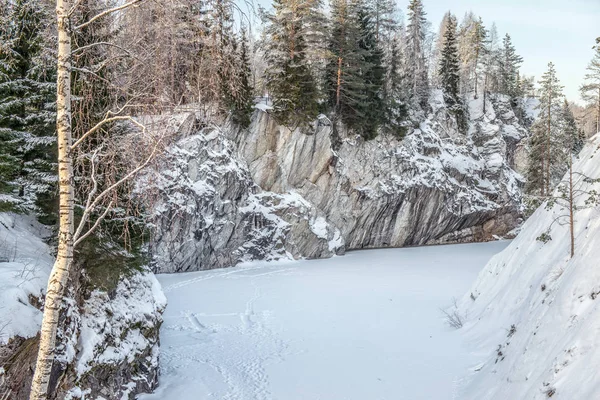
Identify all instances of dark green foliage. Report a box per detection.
[326,0,385,139]
[498,34,523,102]
[382,34,408,137]
[439,14,460,106]
[438,14,467,133]
[228,28,254,128]
[263,0,321,127]
[0,0,56,218]
[405,0,429,109]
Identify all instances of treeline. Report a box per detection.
[0,0,596,215]
[525,36,600,197]
[259,0,534,138]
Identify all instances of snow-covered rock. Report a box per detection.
[0,213,166,400]
[149,93,528,272]
[459,134,600,399]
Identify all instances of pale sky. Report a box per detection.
[415,0,599,103]
[252,0,599,103]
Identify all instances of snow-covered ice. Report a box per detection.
[141,241,509,400]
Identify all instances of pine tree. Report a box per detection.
[471,18,488,99]
[481,22,500,113]
[438,14,460,106]
[405,0,429,109]
[457,12,477,97]
[431,11,452,88]
[326,0,385,139]
[438,13,466,132]
[356,0,385,139]
[229,27,254,128]
[561,100,584,155]
[263,0,321,126]
[382,29,408,137]
[0,0,56,217]
[370,0,398,45]
[498,34,523,100]
[580,37,600,134]
[527,62,565,196]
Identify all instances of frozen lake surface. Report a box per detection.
[140,241,509,400]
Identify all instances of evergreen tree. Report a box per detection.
[0,0,56,216]
[498,34,523,100]
[356,0,385,139]
[527,62,565,196]
[438,14,460,106]
[471,18,488,98]
[457,12,477,97]
[263,0,321,126]
[438,13,466,132]
[431,11,452,88]
[229,28,254,128]
[580,37,600,134]
[382,29,408,137]
[325,0,385,139]
[561,99,584,155]
[370,0,398,45]
[405,0,429,109]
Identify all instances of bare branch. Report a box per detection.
[74,200,113,247]
[72,41,131,55]
[72,130,164,247]
[71,116,145,150]
[74,0,145,31]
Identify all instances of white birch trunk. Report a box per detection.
[29,0,73,398]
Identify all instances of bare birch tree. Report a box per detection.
[28,0,169,398]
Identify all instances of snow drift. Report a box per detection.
[460,134,600,399]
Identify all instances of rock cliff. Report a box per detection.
[150,92,528,273]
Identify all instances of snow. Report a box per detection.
[76,270,166,376]
[254,103,273,112]
[0,212,53,343]
[458,134,600,399]
[140,241,509,400]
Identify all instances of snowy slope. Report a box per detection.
[0,213,53,343]
[459,134,600,399]
[141,241,508,400]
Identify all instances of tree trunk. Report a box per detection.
[597,87,599,134]
[29,0,73,398]
[336,56,342,109]
[546,92,552,196]
[569,155,574,258]
[482,72,488,114]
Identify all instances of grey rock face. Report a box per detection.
[150,92,526,273]
[148,128,343,273]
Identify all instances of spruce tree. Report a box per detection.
[326,0,385,139]
[382,30,408,137]
[438,14,460,106]
[457,12,477,97]
[580,37,600,134]
[356,0,385,139]
[438,13,466,132]
[0,0,56,216]
[229,28,254,128]
[498,34,523,100]
[263,0,321,126]
[405,0,429,109]
[471,18,488,99]
[527,62,565,196]
[561,100,584,155]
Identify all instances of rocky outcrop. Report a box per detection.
[149,91,528,273]
[0,213,165,400]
